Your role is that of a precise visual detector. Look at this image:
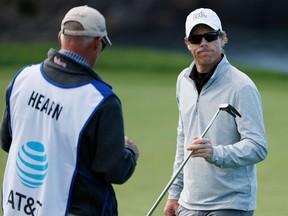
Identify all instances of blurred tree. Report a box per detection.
[0,0,287,42]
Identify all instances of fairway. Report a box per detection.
[0,44,288,215]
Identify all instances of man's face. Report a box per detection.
[185,24,223,72]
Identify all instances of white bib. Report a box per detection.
[2,64,114,216]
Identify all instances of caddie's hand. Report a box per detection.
[164,199,179,216]
[125,136,140,160]
[186,137,213,162]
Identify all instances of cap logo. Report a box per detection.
[193,11,207,20]
[73,13,85,18]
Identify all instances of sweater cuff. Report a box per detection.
[125,146,137,162]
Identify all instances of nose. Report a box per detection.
[200,37,208,46]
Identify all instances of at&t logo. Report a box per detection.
[16,141,48,188]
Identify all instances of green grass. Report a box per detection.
[0,43,288,215]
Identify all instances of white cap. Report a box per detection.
[61,5,112,46]
[185,8,222,37]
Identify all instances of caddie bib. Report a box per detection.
[2,63,114,216]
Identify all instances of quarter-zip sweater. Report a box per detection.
[168,55,267,211]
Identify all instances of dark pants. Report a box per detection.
[177,205,254,216]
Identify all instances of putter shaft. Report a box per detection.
[146,109,222,216]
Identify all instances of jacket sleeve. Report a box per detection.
[167,115,184,200]
[84,95,137,184]
[167,73,186,200]
[211,81,268,168]
[0,86,12,152]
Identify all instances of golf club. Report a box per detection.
[146,103,241,216]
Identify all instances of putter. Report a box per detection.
[146,103,241,216]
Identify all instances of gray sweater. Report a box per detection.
[168,55,267,211]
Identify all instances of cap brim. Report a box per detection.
[102,35,112,46]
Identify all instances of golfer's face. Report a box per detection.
[187,24,223,71]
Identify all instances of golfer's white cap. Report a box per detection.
[185,8,222,37]
[61,5,112,46]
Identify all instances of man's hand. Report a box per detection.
[186,137,213,162]
[125,136,140,160]
[164,199,179,216]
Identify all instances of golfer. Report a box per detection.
[164,8,267,216]
[0,5,139,216]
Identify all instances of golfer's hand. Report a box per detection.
[187,137,213,161]
[164,199,179,216]
[125,136,140,160]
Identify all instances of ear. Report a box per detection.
[220,31,228,46]
[58,31,62,45]
[93,37,102,51]
[184,37,192,51]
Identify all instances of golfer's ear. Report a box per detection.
[220,31,228,46]
[184,37,189,45]
[184,37,192,51]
